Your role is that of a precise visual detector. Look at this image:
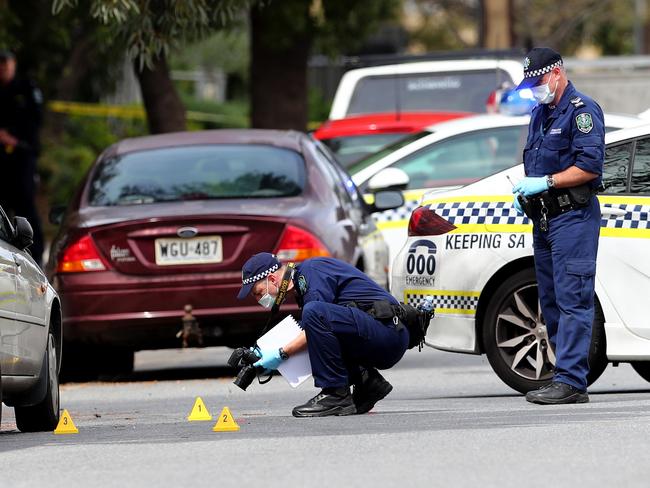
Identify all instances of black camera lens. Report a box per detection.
[233,365,258,391]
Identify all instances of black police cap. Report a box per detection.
[516,47,563,89]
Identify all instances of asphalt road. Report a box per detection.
[2,347,650,488]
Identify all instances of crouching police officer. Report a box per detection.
[513,48,604,405]
[237,253,409,417]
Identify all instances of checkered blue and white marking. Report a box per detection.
[406,292,478,313]
[428,200,528,226]
[242,263,279,285]
[373,198,422,223]
[418,199,650,230]
[601,203,650,229]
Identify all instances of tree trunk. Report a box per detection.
[480,0,514,49]
[250,2,312,130]
[134,54,186,134]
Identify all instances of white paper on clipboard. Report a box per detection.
[257,315,312,388]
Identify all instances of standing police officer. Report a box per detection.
[513,48,604,405]
[0,49,45,266]
[237,253,409,417]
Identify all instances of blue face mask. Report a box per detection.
[257,277,276,309]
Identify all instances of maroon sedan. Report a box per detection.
[46,130,402,378]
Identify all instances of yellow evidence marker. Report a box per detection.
[54,409,79,434]
[212,407,240,432]
[187,396,213,421]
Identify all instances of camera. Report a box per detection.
[228,347,260,391]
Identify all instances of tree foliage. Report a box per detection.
[52,0,259,69]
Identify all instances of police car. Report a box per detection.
[391,123,650,393]
[351,113,642,274]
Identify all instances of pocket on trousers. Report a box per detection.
[566,259,596,305]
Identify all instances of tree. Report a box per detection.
[250,0,399,131]
[480,0,513,49]
[53,0,257,133]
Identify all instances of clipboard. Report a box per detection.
[257,314,312,388]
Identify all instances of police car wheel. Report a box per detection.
[630,362,650,383]
[482,268,607,394]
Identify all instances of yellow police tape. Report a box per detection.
[47,100,244,124]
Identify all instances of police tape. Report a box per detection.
[47,100,246,124]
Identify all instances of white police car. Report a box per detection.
[391,123,650,393]
[352,113,641,274]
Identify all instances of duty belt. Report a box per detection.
[522,184,599,231]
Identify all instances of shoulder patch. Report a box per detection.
[576,113,593,133]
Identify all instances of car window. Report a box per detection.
[347,131,431,175]
[603,142,633,194]
[347,69,513,115]
[87,145,306,206]
[389,126,527,189]
[631,137,650,194]
[322,133,407,168]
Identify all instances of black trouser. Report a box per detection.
[0,152,44,266]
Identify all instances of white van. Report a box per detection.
[328,59,524,120]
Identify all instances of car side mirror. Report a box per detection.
[367,190,405,213]
[49,205,67,226]
[13,216,33,251]
[366,167,410,192]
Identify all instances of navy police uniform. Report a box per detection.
[520,49,605,392]
[0,69,44,265]
[293,257,409,389]
[237,253,409,416]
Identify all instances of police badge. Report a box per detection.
[575,113,593,134]
[523,57,530,70]
[297,275,308,295]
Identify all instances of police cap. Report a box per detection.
[517,47,563,89]
[237,252,281,299]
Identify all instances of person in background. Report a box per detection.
[0,49,44,266]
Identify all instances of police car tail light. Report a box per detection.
[408,206,456,236]
[275,225,330,262]
[57,235,107,273]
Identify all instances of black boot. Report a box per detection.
[292,387,356,417]
[353,368,393,414]
[525,381,589,405]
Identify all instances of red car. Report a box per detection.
[313,112,471,167]
[46,130,403,379]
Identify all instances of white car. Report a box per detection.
[391,123,650,393]
[352,113,643,273]
[329,59,524,119]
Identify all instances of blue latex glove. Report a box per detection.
[512,176,549,197]
[252,347,283,371]
[513,194,524,215]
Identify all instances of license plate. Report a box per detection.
[155,236,223,266]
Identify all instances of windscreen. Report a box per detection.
[322,133,407,167]
[346,69,512,115]
[347,131,431,175]
[87,144,306,206]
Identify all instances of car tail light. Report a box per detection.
[57,235,107,273]
[408,206,456,236]
[275,225,330,261]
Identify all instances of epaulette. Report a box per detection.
[570,96,585,108]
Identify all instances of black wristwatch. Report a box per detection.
[278,347,289,361]
[546,174,555,188]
